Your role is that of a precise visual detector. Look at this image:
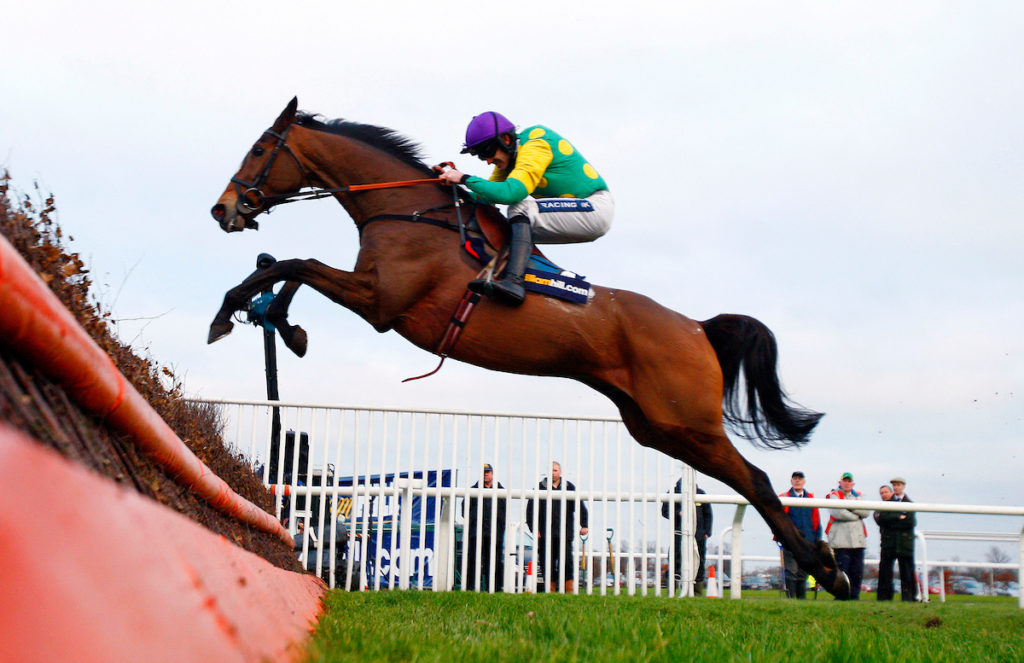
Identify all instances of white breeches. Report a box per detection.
[509,189,614,244]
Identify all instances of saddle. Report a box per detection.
[465,205,591,305]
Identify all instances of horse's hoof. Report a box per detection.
[813,541,849,599]
[282,326,308,357]
[830,571,851,600]
[207,321,234,344]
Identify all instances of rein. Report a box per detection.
[231,125,447,216]
[258,176,445,209]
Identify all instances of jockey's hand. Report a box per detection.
[580,527,589,537]
[438,168,467,185]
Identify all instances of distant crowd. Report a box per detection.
[779,470,917,601]
[462,464,918,600]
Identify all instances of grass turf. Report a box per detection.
[304,591,1023,662]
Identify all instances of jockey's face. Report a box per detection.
[487,144,512,171]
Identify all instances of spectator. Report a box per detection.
[461,463,507,592]
[779,471,820,599]
[526,461,589,593]
[875,477,918,601]
[826,472,870,600]
[293,517,351,588]
[662,480,713,595]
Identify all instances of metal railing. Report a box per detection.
[196,399,1023,607]
[196,398,701,597]
[711,498,1023,608]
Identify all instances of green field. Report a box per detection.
[305,591,1023,662]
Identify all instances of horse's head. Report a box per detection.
[211,97,305,233]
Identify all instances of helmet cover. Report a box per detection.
[461,111,516,153]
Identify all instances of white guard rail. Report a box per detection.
[196,399,1022,607]
[196,399,702,597]
[710,497,1023,608]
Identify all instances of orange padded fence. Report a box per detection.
[0,425,325,663]
[0,234,292,546]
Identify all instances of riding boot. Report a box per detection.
[468,216,531,306]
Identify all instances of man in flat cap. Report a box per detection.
[876,477,917,601]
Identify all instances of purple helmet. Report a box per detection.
[460,111,517,154]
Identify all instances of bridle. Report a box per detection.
[229,123,446,229]
[230,126,309,228]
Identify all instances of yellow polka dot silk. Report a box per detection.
[512,125,607,199]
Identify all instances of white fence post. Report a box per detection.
[918,531,929,602]
[1019,522,1023,610]
[396,477,423,590]
[730,505,746,600]
[436,495,454,591]
[681,465,696,597]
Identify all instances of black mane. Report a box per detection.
[295,112,432,176]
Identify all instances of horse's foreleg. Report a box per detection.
[208,258,377,344]
[265,281,308,357]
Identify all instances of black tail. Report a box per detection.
[700,314,824,449]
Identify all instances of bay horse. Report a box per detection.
[209,98,849,599]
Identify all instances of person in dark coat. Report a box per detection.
[779,471,821,599]
[874,478,917,601]
[526,461,589,593]
[461,463,507,591]
[293,517,351,588]
[662,481,713,595]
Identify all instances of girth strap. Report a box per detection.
[402,288,482,382]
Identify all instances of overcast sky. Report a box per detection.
[3,2,1021,563]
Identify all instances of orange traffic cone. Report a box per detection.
[706,564,720,598]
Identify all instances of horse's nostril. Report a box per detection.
[211,204,226,221]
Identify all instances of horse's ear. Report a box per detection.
[272,97,299,132]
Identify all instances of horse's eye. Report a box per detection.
[252,146,266,157]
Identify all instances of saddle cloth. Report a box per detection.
[463,210,592,305]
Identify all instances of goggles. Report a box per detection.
[468,138,501,160]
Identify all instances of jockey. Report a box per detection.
[439,111,614,305]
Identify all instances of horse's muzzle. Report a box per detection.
[211,204,257,233]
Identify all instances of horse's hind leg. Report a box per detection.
[675,430,846,598]
[265,281,308,357]
[607,391,849,599]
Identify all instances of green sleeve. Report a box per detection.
[464,175,530,205]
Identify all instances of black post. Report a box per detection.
[256,253,282,477]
